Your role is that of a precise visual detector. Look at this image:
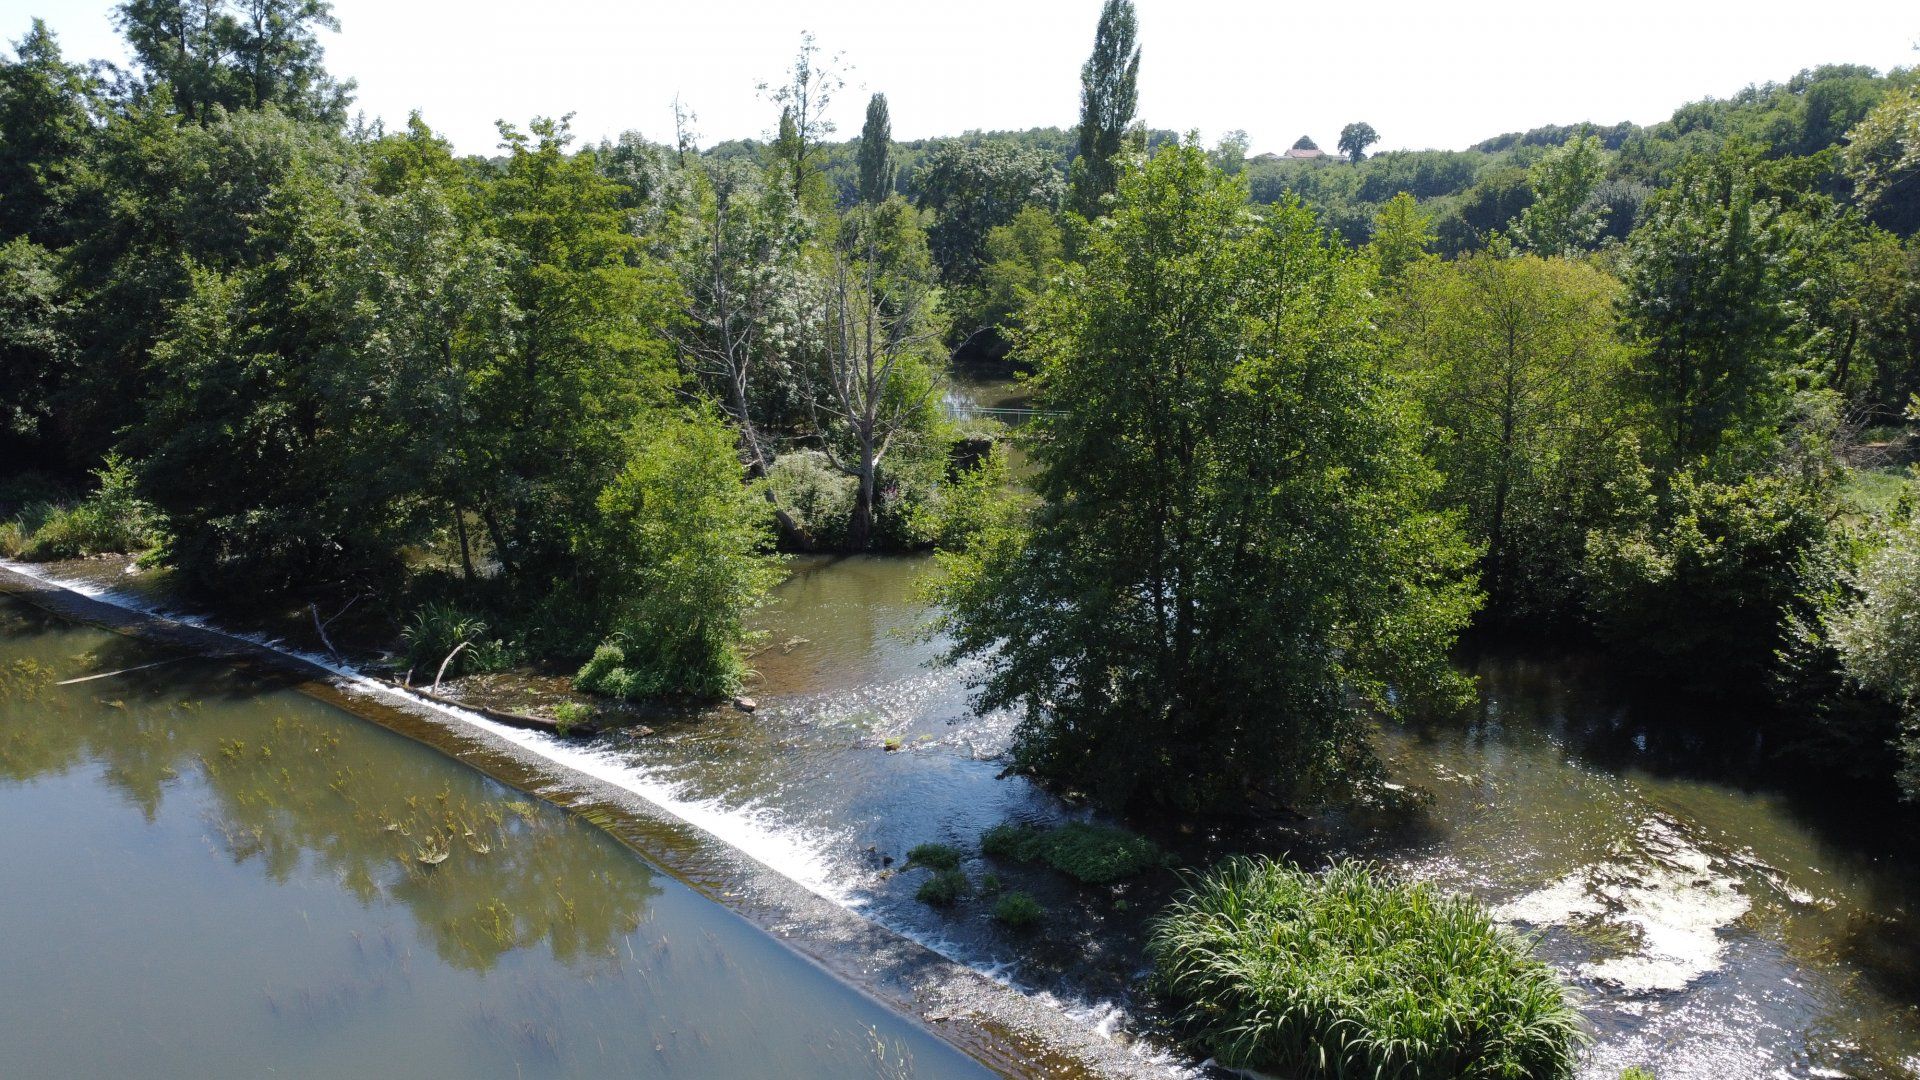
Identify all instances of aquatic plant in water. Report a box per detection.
[980,821,1165,884]
[1148,857,1584,1079]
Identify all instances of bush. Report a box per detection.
[766,450,856,548]
[905,842,965,871]
[15,455,161,561]
[551,700,594,735]
[580,414,781,700]
[1828,512,1920,797]
[1149,858,1584,1079]
[1584,471,1835,698]
[991,890,1043,929]
[980,821,1166,885]
[402,602,495,678]
[915,867,970,907]
[0,520,24,559]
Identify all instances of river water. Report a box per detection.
[609,553,1920,1079]
[0,595,990,1079]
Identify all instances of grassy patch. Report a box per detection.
[915,868,970,907]
[992,890,1043,929]
[1839,465,1915,520]
[1149,857,1584,1079]
[980,821,1166,885]
[905,842,965,872]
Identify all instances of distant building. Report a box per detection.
[1285,135,1325,160]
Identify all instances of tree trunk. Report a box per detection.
[454,508,474,580]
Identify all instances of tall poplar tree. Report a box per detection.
[1067,0,1139,219]
[856,92,893,204]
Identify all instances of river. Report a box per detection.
[0,593,992,1079]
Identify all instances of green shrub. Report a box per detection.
[581,415,780,699]
[551,700,594,735]
[402,602,492,677]
[1584,471,1835,699]
[766,450,856,548]
[992,890,1043,929]
[17,455,161,561]
[980,821,1165,884]
[905,842,965,871]
[1619,1069,1656,1080]
[1150,858,1584,1079]
[0,520,24,559]
[915,867,970,907]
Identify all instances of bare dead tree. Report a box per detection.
[810,251,941,551]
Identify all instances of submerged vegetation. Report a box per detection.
[1150,858,1585,1078]
[979,821,1166,885]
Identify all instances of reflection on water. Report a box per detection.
[0,598,987,1079]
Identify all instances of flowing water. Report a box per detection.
[0,595,991,1080]
[588,553,1920,1079]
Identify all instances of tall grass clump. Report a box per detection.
[1149,857,1584,1079]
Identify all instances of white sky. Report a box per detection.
[5,0,1918,157]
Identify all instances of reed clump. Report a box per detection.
[1148,857,1584,1079]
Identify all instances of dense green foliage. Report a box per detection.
[1149,858,1584,1079]
[934,145,1479,811]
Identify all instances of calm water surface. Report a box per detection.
[0,597,989,1080]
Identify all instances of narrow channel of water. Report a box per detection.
[0,596,992,1079]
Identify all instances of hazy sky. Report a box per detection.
[5,0,1918,157]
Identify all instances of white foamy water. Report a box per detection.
[1495,815,1751,994]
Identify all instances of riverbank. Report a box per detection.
[0,559,1189,1079]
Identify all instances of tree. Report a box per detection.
[1367,192,1435,284]
[1338,122,1379,163]
[809,201,944,550]
[0,237,75,465]
[1291,135,1319,152]
[1210,129,1249,175]
[1620,145,1798,475]
[576,411,781,699]
[0,20,98,246]
[471,116,680,578]
[1829,512,1920,798]
[933,145,1478,812]
[914,139,1062,285]
[1396,248,1641,616]
[1512,134,1609,256]
[113,0,353,124]
[758,32,843,200]
[674,158,814,544]
[1844,82,1920,210]
[856,92,894,204]
[955,205,1065,359]
[1066,0,1139,218]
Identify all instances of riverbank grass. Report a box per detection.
[1149,857,1584,1079]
